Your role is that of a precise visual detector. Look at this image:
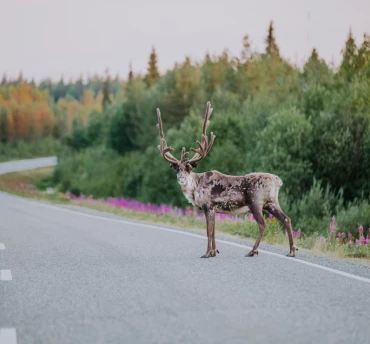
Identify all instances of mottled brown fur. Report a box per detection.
[156,102,297,258]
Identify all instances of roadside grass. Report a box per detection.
[0,166,369,261]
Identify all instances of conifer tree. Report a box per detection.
[1,74,7,86]
[265,20,280,57]
[241,34,253,62]
[356,33,370,75]
[17,70,24,85]
[340,28,357,81]
[76,74,84,101]
[303,48,331,87]
[128,63,133,82]
[145,46,160,87]
[102,68,111,112]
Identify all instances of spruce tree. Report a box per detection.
[265,20,280,57]
[102,69,111,112]
[1,74,7,86]
[146,46,160,87]
[356,33,370,75]
[340,28,357,81]
[241,34,253,62]
[303,48,331,85]
[128,63,133,82]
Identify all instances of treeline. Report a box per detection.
[0,77,108,143]
[30,22,370,234]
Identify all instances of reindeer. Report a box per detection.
[156,102,297,258]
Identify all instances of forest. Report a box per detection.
[1,21,370,236]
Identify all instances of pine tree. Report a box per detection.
[102,68,111,112]
[310,48,319,63]
[265,20,280,57]
[76,74,84,101]
[356,33,370,75]
[128,63,133,82]
[1,74,7,86]
[303,48,331,85]
[241,34,253,62]
[145,46,160,87]
[17,70,24,85]
[340,28,358,81]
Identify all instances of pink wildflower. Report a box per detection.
[359,225,364,233]
[348,232,352,238]
[362,238,369,245]
[331,216,336,224]
[268,214,273,220]
[348,240,353,245]
[336,238,339,242]
[355,239,360,247]
[320,237,326,243]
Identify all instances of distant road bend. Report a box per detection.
[1,157,370,344]
[0,156,57,175]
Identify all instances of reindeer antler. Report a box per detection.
[188,102,216,165]
[156,108,179,164]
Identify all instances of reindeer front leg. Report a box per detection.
[201,206,218,258]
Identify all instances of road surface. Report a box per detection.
[0,159,370,344]
[0,157,57,175]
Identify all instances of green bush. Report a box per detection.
[0,137,61,162]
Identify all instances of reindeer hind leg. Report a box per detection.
[265,203,297,257]
[246,205,266,257]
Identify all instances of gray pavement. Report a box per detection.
[0,157,57,175]
[1,192,370,344]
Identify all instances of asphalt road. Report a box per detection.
[1,159,370,344]
[0,157,57,175]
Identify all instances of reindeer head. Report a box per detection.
[156,102,216,185]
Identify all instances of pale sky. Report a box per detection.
[1,0,370,82]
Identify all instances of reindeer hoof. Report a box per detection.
[286,247,298,257]
[246,250,258,257]
[201,250,219,258]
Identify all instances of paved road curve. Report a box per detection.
[1,193,370,344]
[0,157,57,175]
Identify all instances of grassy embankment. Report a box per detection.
[0,166,369,261]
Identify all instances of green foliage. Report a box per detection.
[0,106,8,143]
[251,107,313,198]
[265,20,280,57]
[102,73,112,111]
[0,137,61,162]
[85,111,106,146]
[50,24,370,238]
[146,46,160,87]
[55,146,126,197]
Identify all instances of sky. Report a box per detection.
[1,0,370,82]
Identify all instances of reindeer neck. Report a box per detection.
[180,172,199,206]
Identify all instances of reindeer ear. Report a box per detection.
[169,163,177,170]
